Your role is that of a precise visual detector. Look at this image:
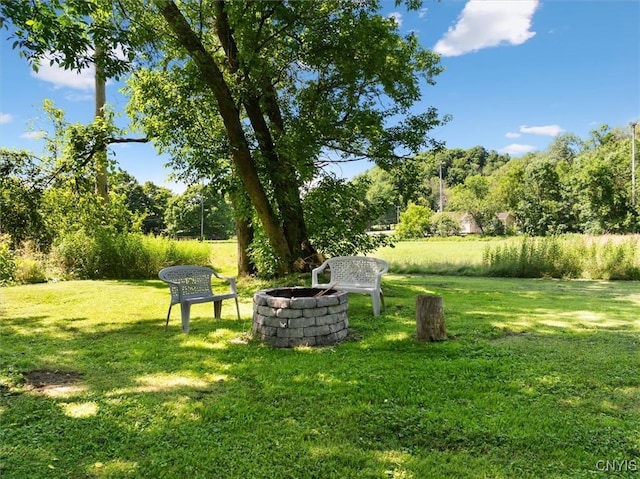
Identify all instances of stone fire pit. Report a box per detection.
[252,287,349,348]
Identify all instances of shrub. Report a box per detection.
[396,204,433,239]
[49,229,99,279]
[152,236,214,269]
[13,258,47,284]
[0,235,15,285]
[50,229,213,280]
[303,175,392,258]
[12,241,48,284]
[430,213,461,237]
[247,229,281,278]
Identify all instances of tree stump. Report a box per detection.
[416,295,446,341]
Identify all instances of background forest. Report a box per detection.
[362,124,638,238]
[1,121,637,284]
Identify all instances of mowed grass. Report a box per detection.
[1,263,639,478]
[374,237,506,275]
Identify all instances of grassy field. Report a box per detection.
[374,237,506,275]
[208,237,507,277]
[1,266,639,478]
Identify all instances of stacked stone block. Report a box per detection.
[252,287,349,347]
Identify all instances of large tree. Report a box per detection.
[448,174,498,235]
[144,0,447,273]
[2,0,447,274]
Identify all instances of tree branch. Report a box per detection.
[108,137,149,144]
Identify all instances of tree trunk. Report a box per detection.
[243,94,313,265]
[235,215,256,276]
[416,295,446,341]
[154,0,292,272]
[213,1,313,268]
[94,42,109,203]
[229,186,256,276]
[257,86,316,266]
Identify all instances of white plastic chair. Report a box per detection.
[312,256,388,316]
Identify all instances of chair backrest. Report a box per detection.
[326,256,388,287]
[158,266,214,302]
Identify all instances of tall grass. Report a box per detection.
[483,235,640,279]
[6,232,640,283]
[580,235,640,279]
[482,236,582,278]
[49,230,215,280]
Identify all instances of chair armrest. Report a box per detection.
[211,270,238,294]
[161,279,185,302]
[311,260,330,286]
[225,277,238,294]
[379,261,389,275]
[211,269,226,280]
[375,262,388,289]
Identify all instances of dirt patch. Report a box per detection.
[23,369,84,394]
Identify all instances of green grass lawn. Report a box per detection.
[1,269,639,478]
[373,237,507,275]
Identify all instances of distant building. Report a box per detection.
[457,212,482,235]
[496,212,516,231]
[455,212,516,235]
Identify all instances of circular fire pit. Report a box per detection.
[252,287,349,348]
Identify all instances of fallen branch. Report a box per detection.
[314,282,337,297]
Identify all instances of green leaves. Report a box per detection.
[395,203,433,239]
[125,68,232,187]
[3,0,449,273]
[1,0,133,79]
[303,174,392,256]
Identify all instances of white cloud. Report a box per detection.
[388,12,402,27]
[506,132,521,138]
[500,143,537,155]
[0,112,13,124]
[434,0,539,57]
[20,131,47,140]
[29,47,127,94]
[31,60,95,91]
[419,8,429,19]
[520,124,565,136]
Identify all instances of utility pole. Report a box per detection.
[438,162,444,213]
[200,193,204,242]
[632,122,637,208]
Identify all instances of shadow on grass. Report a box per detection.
[1,276,639,478]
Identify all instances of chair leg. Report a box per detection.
[165,305,173,331]
[214,300,222,320]
[372,292,381,317]
[180,302,191,333]
[234,297,241,320]
[380,290,385,311]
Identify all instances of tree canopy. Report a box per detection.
[1,0,448,274]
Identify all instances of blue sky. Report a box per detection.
[1,0,638,192]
